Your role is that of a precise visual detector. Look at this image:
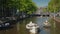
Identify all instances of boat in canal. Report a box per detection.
[0,18,11,29]
[26,21,40,33]
[0,21,10,28]
[43,20,51,28]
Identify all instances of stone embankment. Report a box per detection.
[52,17,60,23]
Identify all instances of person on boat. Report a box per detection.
[44,20,51,27]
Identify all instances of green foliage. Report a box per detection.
[43,8,48,12]
[0,0,37,14]
[48,0,60,13]
[19,0,37,14]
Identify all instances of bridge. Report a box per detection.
[31,9,50,17]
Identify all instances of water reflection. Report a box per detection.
[0,17,59,34]
[29,31,39,34]
[20,17,50,34]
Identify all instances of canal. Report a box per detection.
[0,16,60,34]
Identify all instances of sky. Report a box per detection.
[32,0,50,7]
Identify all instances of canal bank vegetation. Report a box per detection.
[0,0,37,17]
[43,0,60,13]
[0,0,37,28]
[48,0,60,13]
[0,0,37,21]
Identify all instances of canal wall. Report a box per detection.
[52,17,60,23]
[0,15,50,26]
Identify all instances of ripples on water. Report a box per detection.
[0,17,60,34]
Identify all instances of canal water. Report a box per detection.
[0,17,60,34]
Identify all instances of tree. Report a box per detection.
[19,0,37,14]
[0,0,37,16]
[48,0,60,13]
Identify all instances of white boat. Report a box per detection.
[43,20,51,27]
[26,21,39,33]
[29,26,39,34]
